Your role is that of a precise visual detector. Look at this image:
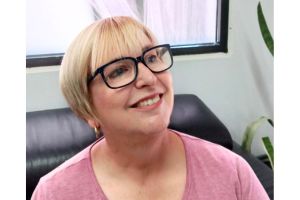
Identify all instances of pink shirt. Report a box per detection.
[31,131,270,200]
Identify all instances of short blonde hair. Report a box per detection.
[60,16,157,121]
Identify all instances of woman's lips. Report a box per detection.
[136,95,160,107]
[130,94,162,108]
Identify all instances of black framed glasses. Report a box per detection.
[87,44,173,89]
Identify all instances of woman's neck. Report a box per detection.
[92,129,179,176]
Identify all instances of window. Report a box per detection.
[26,0,229,67]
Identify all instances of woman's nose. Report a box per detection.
[134,62,157,88]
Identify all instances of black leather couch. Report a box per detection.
[26,94,273,200]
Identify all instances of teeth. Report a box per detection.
[137,95,160,107]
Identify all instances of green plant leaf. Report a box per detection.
[267,118,274,127]
[241,116,271,153]
[262,136,274,169]
[257,2,274,56]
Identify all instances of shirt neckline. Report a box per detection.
[87,129,191,199]
[87,136,109,199]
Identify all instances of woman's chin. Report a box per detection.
[136,119,170,136]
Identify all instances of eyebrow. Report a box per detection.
[110,44,154,62]
[142,45,154,52]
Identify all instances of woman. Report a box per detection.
[32,16,269,200]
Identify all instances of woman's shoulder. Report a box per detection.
[31,142,101,199]
[172,129,242,168]
[41,146,91,183]
[173,130,269,200]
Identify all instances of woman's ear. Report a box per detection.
[87,119,100,129]
[87,119,102,138]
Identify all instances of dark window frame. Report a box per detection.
[26,0,229,68]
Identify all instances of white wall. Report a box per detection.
[26,0,273,156]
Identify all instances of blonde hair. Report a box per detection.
[59,16,157,121]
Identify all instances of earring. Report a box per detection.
[94,127,101,139]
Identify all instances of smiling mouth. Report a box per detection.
[131,94,162,108]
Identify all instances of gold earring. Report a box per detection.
[94,127,101,139]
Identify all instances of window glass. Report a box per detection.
[26,0,228,67]
[26,0,94,55]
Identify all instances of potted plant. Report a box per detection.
[241,2,274,169]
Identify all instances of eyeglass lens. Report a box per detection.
[103,59,137,88]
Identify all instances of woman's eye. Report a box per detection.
[147,55,158,63]
[108,66,128,79]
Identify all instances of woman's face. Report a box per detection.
[88,37,174,137]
